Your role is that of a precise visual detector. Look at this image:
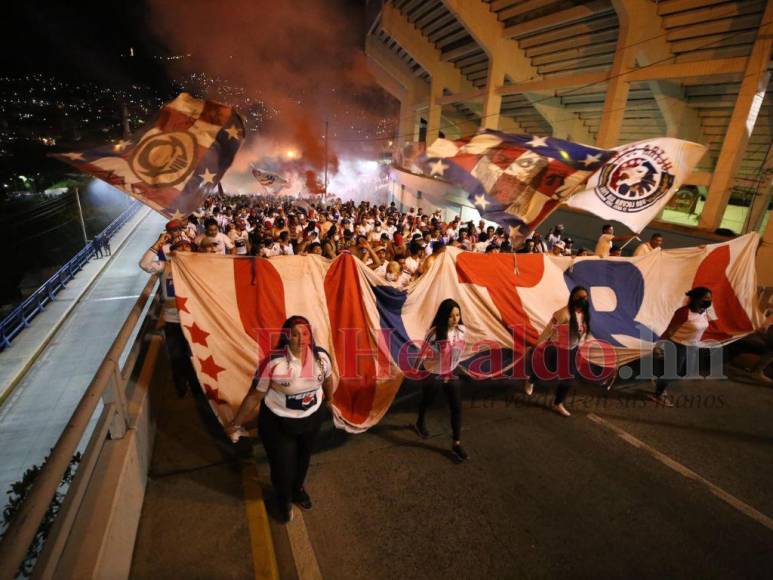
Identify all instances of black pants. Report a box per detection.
[164,323,199,396]
[258,403,322,507]
[529,344,577,405]
[655,342,689,396]
[417,375,463,441]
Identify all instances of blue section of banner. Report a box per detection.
[563,261,659,347]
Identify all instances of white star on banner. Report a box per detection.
[526,135,549,148]
[170,209,186,220]
[225,125,241,140]
[199,168,216,185]
[429,159,449,177]
[62,152,85,161]
[581,153,602,167]
[474,194,490,210]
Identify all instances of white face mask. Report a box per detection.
[386,272,398,282]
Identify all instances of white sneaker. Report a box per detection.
[551,403,571,417]
[525,380,534,396]
[753,370,773,384]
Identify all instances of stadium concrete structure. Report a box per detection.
[0,2,772,579]
[365,0,773,283]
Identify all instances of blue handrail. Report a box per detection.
[0,201,142,350]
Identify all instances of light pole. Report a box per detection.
[323,119,328,203]
[74,187,88,245]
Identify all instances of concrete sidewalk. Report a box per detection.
[0,206,153,403]
[0,208,165,505]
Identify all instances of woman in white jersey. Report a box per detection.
[413,299,469,462]
[525,286,591,417]
[228,316,333,523]
[651,286,714,407]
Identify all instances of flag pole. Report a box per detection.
[323,119,329,202]
[621,236,640,250]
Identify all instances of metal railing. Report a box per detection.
[0,275,161,579]
[0,201,142,350]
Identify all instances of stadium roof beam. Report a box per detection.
[502,0,615,39]
[613,0,707,157]
[699,0,773,231]
[431,58,749,105]
[442,0,594,143]
[381,2,500,142]
[365,35,430,144]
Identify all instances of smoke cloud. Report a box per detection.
[147,0,398,194]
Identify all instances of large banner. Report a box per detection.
[171,234,763,433]
[52,93,245,218]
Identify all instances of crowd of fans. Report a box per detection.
[158,194,665,289]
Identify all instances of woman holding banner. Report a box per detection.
[413,299,469,463]
[525,286,592,417]
[227,316,334,523]
[650,287,715,407]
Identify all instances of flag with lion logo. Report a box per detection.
[51,93,245,219]
[567,138,706,232]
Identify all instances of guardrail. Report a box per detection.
[0,201,142,350]
[0,274,161,579]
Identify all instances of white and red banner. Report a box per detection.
[171,234,763,433]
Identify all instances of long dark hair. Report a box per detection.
[430,298,463,341]
[568,286,590,341]
[275,315,323,365]
[685,286,711,311]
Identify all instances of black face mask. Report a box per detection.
[700,300,712,309]
[573,297,588,309]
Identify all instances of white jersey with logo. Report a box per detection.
[256,348,332,418]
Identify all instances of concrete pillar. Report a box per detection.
[427,81,444,142]
[481,58,505,130]
[699,1,772,231]
[597,0,638,147]
[757,203,773,286]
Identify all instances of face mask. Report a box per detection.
[700,300,712,309]
[574,297,588,309]
[334,235,340,241]
[386,272,398,282]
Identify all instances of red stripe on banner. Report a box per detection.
[692,246,754,341]
[456,253,543,347]
[234,257,287,362]
[156,105,198,132]
[199,101,232,127]
[324,253,381,425]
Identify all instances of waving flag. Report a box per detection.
[171,234,763,434]
[567,138,707,232]
[250,165,289,194]
[51,93,245,219]
[418,130,616,238]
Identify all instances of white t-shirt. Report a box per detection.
[271,242,295,256]
[420,325,466,376]
[670,307,716,346]
[404,256,420,275]
[195,232,234,254]
[595,233,615,258]
[229,230,250,255]
[256,348,333,418]
[633,242,653,257]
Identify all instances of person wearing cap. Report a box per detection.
[139,226,198,397]
[551,240,566,256]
